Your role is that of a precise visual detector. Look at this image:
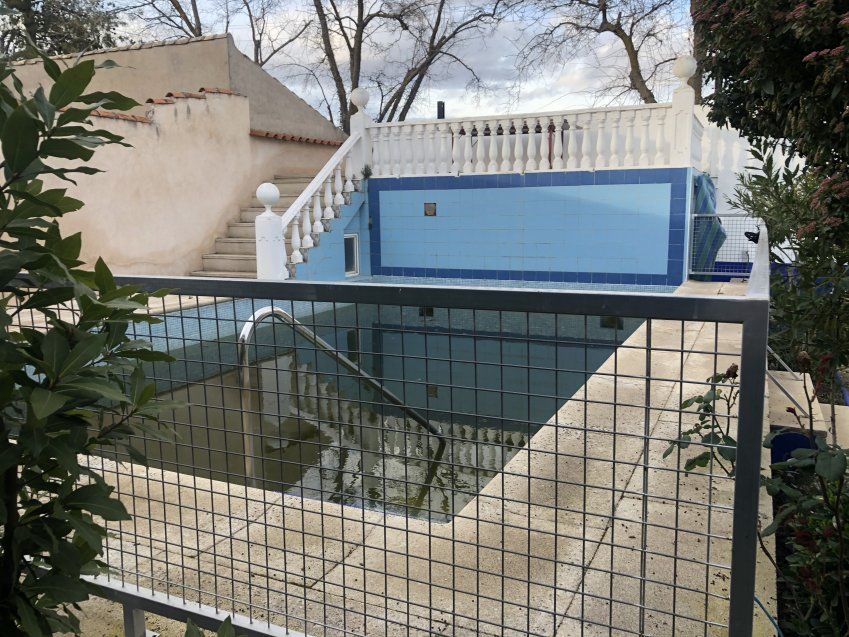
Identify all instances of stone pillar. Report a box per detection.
[669,54,698,167]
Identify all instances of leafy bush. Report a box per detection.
[0,54,172,634]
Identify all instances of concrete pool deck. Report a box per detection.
[84,279,777,636]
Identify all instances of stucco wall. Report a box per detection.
[11,34,343,142]
[47,93,334,275]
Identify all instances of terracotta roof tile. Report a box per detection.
[199,87,242,96]
[165,91,206,100]
[89,109,152,123]
[250,128,344,146]
[145,97,176,105]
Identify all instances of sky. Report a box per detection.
[124,0,693,123]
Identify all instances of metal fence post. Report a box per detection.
[123,602,147,637]
[727,300,769,636]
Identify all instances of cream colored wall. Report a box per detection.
[226,41,344,141]
[12,36,232,117]
[12,34,344,141]
[50,93,334,275]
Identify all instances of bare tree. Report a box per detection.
[119,0,205,37]
[240,0,310,66]
[307,0,513,132]
[519,0,687,105]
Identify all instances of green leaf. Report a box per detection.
[94,257,115,292]
[185,619,204,637]
[815,450,847,482]
[49,61,95,109]
[27,572,90,603]
[217,616,237,637]
[40,329,70,378]
[79,91,139,111]
[684,451,712,472]
[59,332,108,377]
[2,106,39,173]
[63,485,129,521]
[59,379,126,403]
[40,139,94,162]
[30,387,69,420]
[15,594,46,637]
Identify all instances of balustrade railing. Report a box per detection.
[366,105,676,177]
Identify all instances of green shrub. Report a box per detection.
[0,54,172,634]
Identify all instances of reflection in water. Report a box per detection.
[130,307,640,522]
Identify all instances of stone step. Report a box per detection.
[201,253,257,272]
[191,269,258,279]
[269,182,312,197]
[227,222,256,239]
[215,237,292,254]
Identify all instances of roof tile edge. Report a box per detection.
[10,34,229,66]
[249,128,344,146]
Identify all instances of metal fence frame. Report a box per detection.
[81,237,769,636]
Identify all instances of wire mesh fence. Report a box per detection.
[9,273,768,636]
[689,214,763,280]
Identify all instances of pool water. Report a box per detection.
[130,303,641,522]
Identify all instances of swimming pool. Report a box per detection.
[126,293,643,522]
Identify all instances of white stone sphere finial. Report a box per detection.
[256,182,280,212]
[350,87,369,111]
[672,54,697,86]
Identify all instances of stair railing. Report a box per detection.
[255,132,362,280]
[237,305,445,484]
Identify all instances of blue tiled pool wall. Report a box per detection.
[290,191,371,280]
[366,168,692,287]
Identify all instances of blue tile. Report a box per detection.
[651,274,667,285]
[609,170,626,185]
[671,181,687,198]
[635,274,652,285]
[508,271,523,280]
[550,271,565,282]
[594,171,611,185]
[577,272,591,283]
[563,272,578,282]
[620,273,636,285]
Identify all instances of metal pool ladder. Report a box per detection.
[238,305,445,482]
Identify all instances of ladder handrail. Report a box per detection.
[237,307,445,475]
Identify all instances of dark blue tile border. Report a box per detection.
[368,168,689,287]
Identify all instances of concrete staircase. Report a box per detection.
[192,175,314,278]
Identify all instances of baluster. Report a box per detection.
[312,191,323,234]
[438,124,450,174]
[487,121,499,172]
[594,112,608,169]
[638,110,651,165]
[525,118,539,171]
[622,111,636,166]
[539,117,551,170]
[300,205,313,249]
[608,111,620,168]
[289,219,303,264]
[565,118,578,170]
[388,126,404,177]
[462,122,474,173]
[653,109,667,166]
[473,122,486,172]
[333,166,344,206]
[404,125,415,174]
[499,120,512,172]
[371,129,382,176]
[343,155,355,192]
[553,118,566,170]
[324,176,335,219]
[415,124,425,174]
[512,119,525,173]
[450,123,462,174]
[580,113,593,170]
[426,125,437,174]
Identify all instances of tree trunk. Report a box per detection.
[690,0,705,104]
